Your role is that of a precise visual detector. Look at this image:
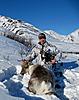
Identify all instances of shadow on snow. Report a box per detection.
[4,80,44,100]
[0,60,78,100]
[52,60,78,100]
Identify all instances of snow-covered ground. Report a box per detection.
[0,16,79,100]
[0,35,79,100]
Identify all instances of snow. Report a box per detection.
[0,15,79,100]
[62,29,79,43]
[45,29,79,44]
[45,30,65,41]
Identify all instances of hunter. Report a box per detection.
[26,33,62,68]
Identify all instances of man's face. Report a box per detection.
[39,38,46,44]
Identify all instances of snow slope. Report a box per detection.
[0,15,79,44]
[0,16,79,100]
[45,29,79,44]
[45,30,65,41]
[64,29,79,43]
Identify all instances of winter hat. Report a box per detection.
[38,33,46,39]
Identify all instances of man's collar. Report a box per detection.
[38,41,46,45]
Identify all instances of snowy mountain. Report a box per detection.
[0,15,79,100]
[0,15,79,44]
[0,15,42,34]
[45,30,65,41]
[45,29,79,44]
[64,29,79,43]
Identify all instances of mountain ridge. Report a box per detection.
[0,15,79,43]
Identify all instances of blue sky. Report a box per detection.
[0,0,79,35]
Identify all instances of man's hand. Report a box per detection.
[50,58,56,64]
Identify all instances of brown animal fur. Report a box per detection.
[28,65,55,94]
[20,59,55,94]
[20,59,32,75]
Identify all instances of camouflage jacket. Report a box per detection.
[26,41,62,65]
